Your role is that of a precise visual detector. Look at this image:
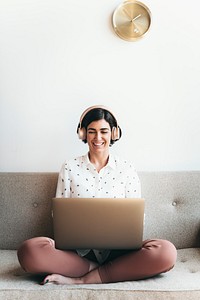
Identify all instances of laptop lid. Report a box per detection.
[52,197,145,250]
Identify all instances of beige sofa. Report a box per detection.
[0,172,200,300]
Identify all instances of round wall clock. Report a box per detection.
[112,0,151,41]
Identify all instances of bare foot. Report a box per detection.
[40,261,100,285]
[40,274,83,285]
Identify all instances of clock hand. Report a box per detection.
[130,13,141,34]
[132,14,142,22]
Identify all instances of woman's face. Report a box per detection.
[86,119,112,154]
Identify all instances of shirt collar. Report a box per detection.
[107,154,116,170]
[82,153,116,170]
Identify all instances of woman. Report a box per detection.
[17,105,177,285]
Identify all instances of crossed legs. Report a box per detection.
[17,237,177,284]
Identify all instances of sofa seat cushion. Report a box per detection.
[0,248,200,300]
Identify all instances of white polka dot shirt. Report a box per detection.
[56,153,141,264]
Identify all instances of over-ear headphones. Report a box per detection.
[77,105,121,141]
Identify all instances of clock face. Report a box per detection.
[112,1,151,41]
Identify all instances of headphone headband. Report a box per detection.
[78,105,120,141]
[79,105,118,128]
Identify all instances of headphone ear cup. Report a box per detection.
[111,127,120,140]
[78,127,86,140]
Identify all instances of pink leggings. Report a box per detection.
[17,237,177,283]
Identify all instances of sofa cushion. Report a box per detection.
[0,248,200,299]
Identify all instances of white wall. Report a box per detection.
[0,0,200,172]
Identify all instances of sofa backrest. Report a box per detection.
[0,172,199,250]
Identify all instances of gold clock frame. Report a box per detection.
[112,0,151,42]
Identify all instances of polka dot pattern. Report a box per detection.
[56,153,141,199]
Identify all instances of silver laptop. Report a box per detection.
[52,197,145,250]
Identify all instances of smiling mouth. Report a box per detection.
[93,142,104,146]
